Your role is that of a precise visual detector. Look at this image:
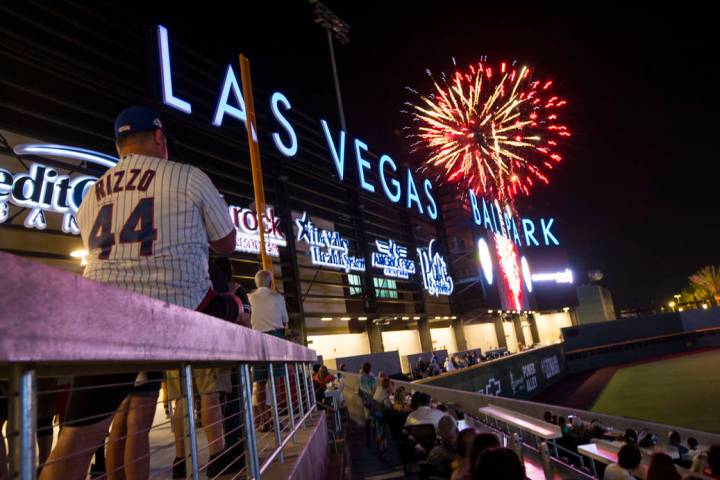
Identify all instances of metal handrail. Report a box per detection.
[0,252,321,480]
[340,371,720,450]
[0,252,316,367]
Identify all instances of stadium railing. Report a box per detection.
[339,371,720,480]
[0,252,322,480]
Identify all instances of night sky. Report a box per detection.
[144,2,719,309]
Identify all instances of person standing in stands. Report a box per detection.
[248,269,289,430]
[214,257,251,458]
[41,107,242,480]
[371,377,393,454]
[358,362,377,447]
[166,260,248,478]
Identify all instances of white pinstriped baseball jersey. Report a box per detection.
[78,154,234,310]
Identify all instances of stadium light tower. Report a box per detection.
[312,1,350,131]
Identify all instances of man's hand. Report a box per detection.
[232,297,251,327]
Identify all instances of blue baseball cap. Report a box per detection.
[114,106,164,140]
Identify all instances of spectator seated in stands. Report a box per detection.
[668,431,690,466]
[568,417,593,445]
[313,365,335,405]
[392,386,406,411]
[444,356,455,372]
[471,447,525,480]
[405,392,447,432]
[428,415,458,465]
[451,355,461,369]
[458,432,500,480]
[557,416,570,436]
[647,452,681,480]
[590,419,608,439]
[312,364,321,382]
[639,431,659,449]
[686,437,700,460]
[624,428,639,445]
[604,443,642,480]
[450,428,477,480]
[706,445,720,479]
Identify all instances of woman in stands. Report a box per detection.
[463,432,500,479]
[450,428,477,480]
[604,443,642,480]
[646,453,681,480]
[471,447,525,480]
[371,377,393,455]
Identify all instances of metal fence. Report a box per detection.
[0,252,320,480]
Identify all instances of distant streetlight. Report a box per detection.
[668,301,676,309]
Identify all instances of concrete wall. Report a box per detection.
[306,333,370,361]
[534,311,573,345]
[464,322,499,351]
[419,345,566,400]
[405,350,449,374]
[562,312,685,351]
[576,284,616,325]
[381,329,422,361]
[430,327,458,353]
[681,307,720,331]
[502,321,520,353]
[563,308,720,372]
[566,333,720,372]
[327,350,402,376]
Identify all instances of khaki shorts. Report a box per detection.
[165,368,232,400]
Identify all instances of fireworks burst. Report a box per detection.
[404,60,570,200]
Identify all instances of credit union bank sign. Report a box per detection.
[0,144,117,234]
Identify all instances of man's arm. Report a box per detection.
[280,299,289,328]
[234,306,251,328]
[210,230,236,255]
[189,167,236,254]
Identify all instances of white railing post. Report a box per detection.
[294,364,306,430]
[284,363,297,442]
[10,364,36,480]
[180,364,200,480]
[240,364,261,479]
[268,363,284,464]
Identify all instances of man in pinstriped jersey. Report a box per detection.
[41,107,246,480]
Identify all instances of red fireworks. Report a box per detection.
[405,60,570,201]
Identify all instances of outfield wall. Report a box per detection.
[417,345,566,399]
[562,308,720,371]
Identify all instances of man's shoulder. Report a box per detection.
[251,287,283,298]
[122,155,194,177]
[432,409,448,420]
[157,157,195,176]
[603,464,630,480]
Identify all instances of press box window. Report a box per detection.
[348,274,363,296]
[374,277,398,299]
